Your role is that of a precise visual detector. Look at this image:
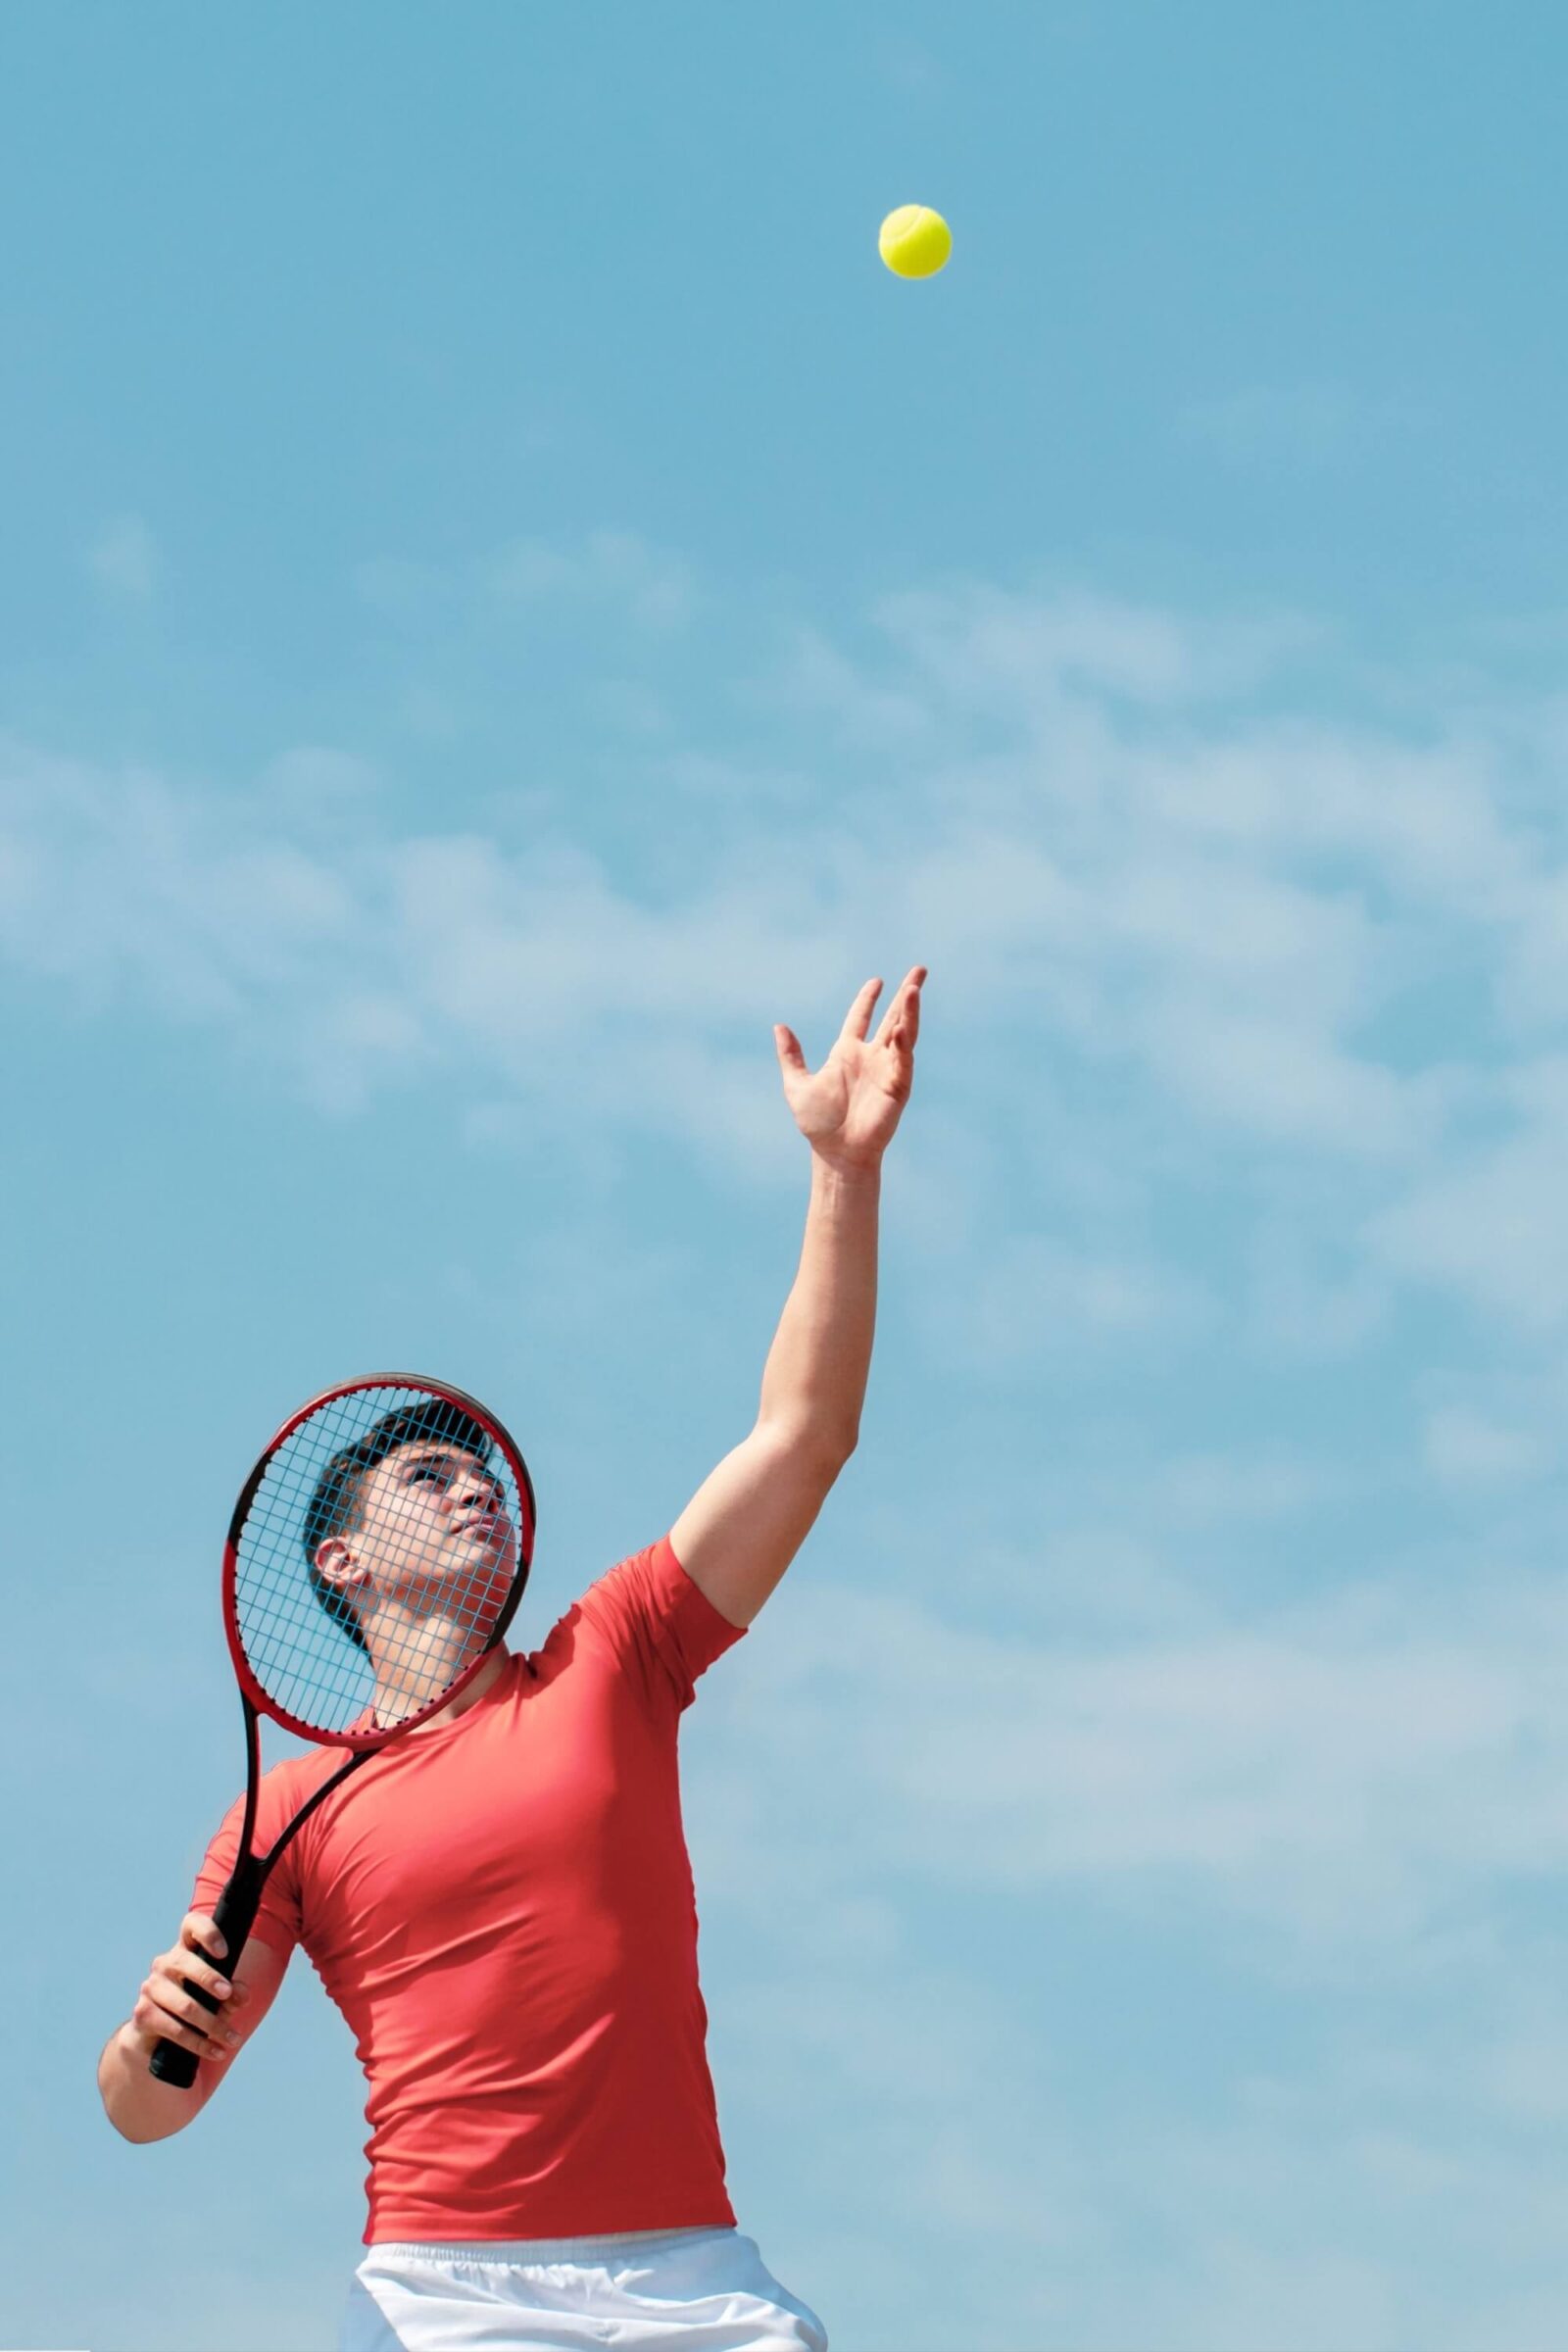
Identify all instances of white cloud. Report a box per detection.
[1177,381,1406,469]
[352,528,696,637]
[351,554,448,618]
[1422,1403,1547,1486]
[1141,993,1426,1158]
[259,746,380,808]
[1148,718,1531,909]
[697,1561,1562,1965]
[875,579,1324,709]
[933,1231,1217,1372]
[9,577,1568,1354]
[1156,1447,1344,1522]
[490,527,695,631]
[1239,1209,1396,1360]
[761,622,934,748]
[1365,1126,1568,1330]
[876,42,943,97]
[590,677,671,737]
[87,513,161,600]
[679,1512,1568,2346]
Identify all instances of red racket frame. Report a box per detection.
[221,1370,536,1747]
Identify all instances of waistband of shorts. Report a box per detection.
[364,2227,732,2265]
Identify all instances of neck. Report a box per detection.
[380,1644,508,1734]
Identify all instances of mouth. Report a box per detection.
[458,1514,509,1546]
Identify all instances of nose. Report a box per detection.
[454,1479,504,1524]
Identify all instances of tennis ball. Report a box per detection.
[878,204,952,279]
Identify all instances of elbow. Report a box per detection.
[760,1412,858,1471]
[98,2032,203,2143]
[98,2076,150,2143]
[807,1422,859,1477]
[103,2096,196,2146]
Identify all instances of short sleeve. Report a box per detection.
[189,1779,306,1964]
[573,1534,747,1710]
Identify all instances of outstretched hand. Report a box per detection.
[774,966,927,1171]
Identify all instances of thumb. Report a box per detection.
[774,1024,807,1073]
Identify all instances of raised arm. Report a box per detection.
[671,967,926,1629]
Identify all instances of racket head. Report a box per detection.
[221,1373,535,1748]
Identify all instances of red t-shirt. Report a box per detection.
[191,1534,747,2242]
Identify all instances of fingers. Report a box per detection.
[182,1911,227,1966]
[174,1946,232,2006]
[840,978,883,1043]
[873,965,926,1051]
[793,966,927,1060]
[133,1973,229,2064]
[134,1917,250,2065]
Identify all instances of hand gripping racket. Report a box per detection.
[149,1372,536,2087]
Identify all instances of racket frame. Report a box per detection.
[221,1370,535,1747]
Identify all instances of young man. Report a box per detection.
[99,968,927,2352]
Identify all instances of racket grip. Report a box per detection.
[147,1878,263,2089]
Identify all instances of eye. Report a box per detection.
[409,1465,448,1485]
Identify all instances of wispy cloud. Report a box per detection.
[1155,1446,1347,1522]
[1422,1402,1549,1486]
[86,512,161,600]
[932,1230,1218,1373]
[490,528,696,631]
[692,1541,1568,2345]
[6,577,1568,1350]
[701,1563,1554,1959]
[352,528,697,639]
[1367,1113,1568,1331]
[1177,382,1410,469]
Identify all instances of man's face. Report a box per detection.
[318,1440,518,1629]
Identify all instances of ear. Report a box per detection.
[314,1536,371,1595]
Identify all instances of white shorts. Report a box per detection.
[338,2225,829,2351]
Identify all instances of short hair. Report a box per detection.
[302,1397,499,1653]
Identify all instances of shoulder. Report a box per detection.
[264,1743,358,1794]
[530,1534,747,1708]
[248,1740,358,1831]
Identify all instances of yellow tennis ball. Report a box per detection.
[878,204,952,279]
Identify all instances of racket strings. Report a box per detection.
[231,1383,528,1738]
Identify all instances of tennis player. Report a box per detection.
[100,967,927,2352]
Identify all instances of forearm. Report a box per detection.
[98,2021,213,2142]
[758,1152,880,1451]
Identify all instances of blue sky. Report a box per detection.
[10,3,1568,2347]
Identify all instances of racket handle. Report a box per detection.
[147,1877,263,2089]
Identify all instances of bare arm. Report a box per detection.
[672,969,924,1629]
[98,1914,288,2142]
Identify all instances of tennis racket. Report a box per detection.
[149,1371,536,2088]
